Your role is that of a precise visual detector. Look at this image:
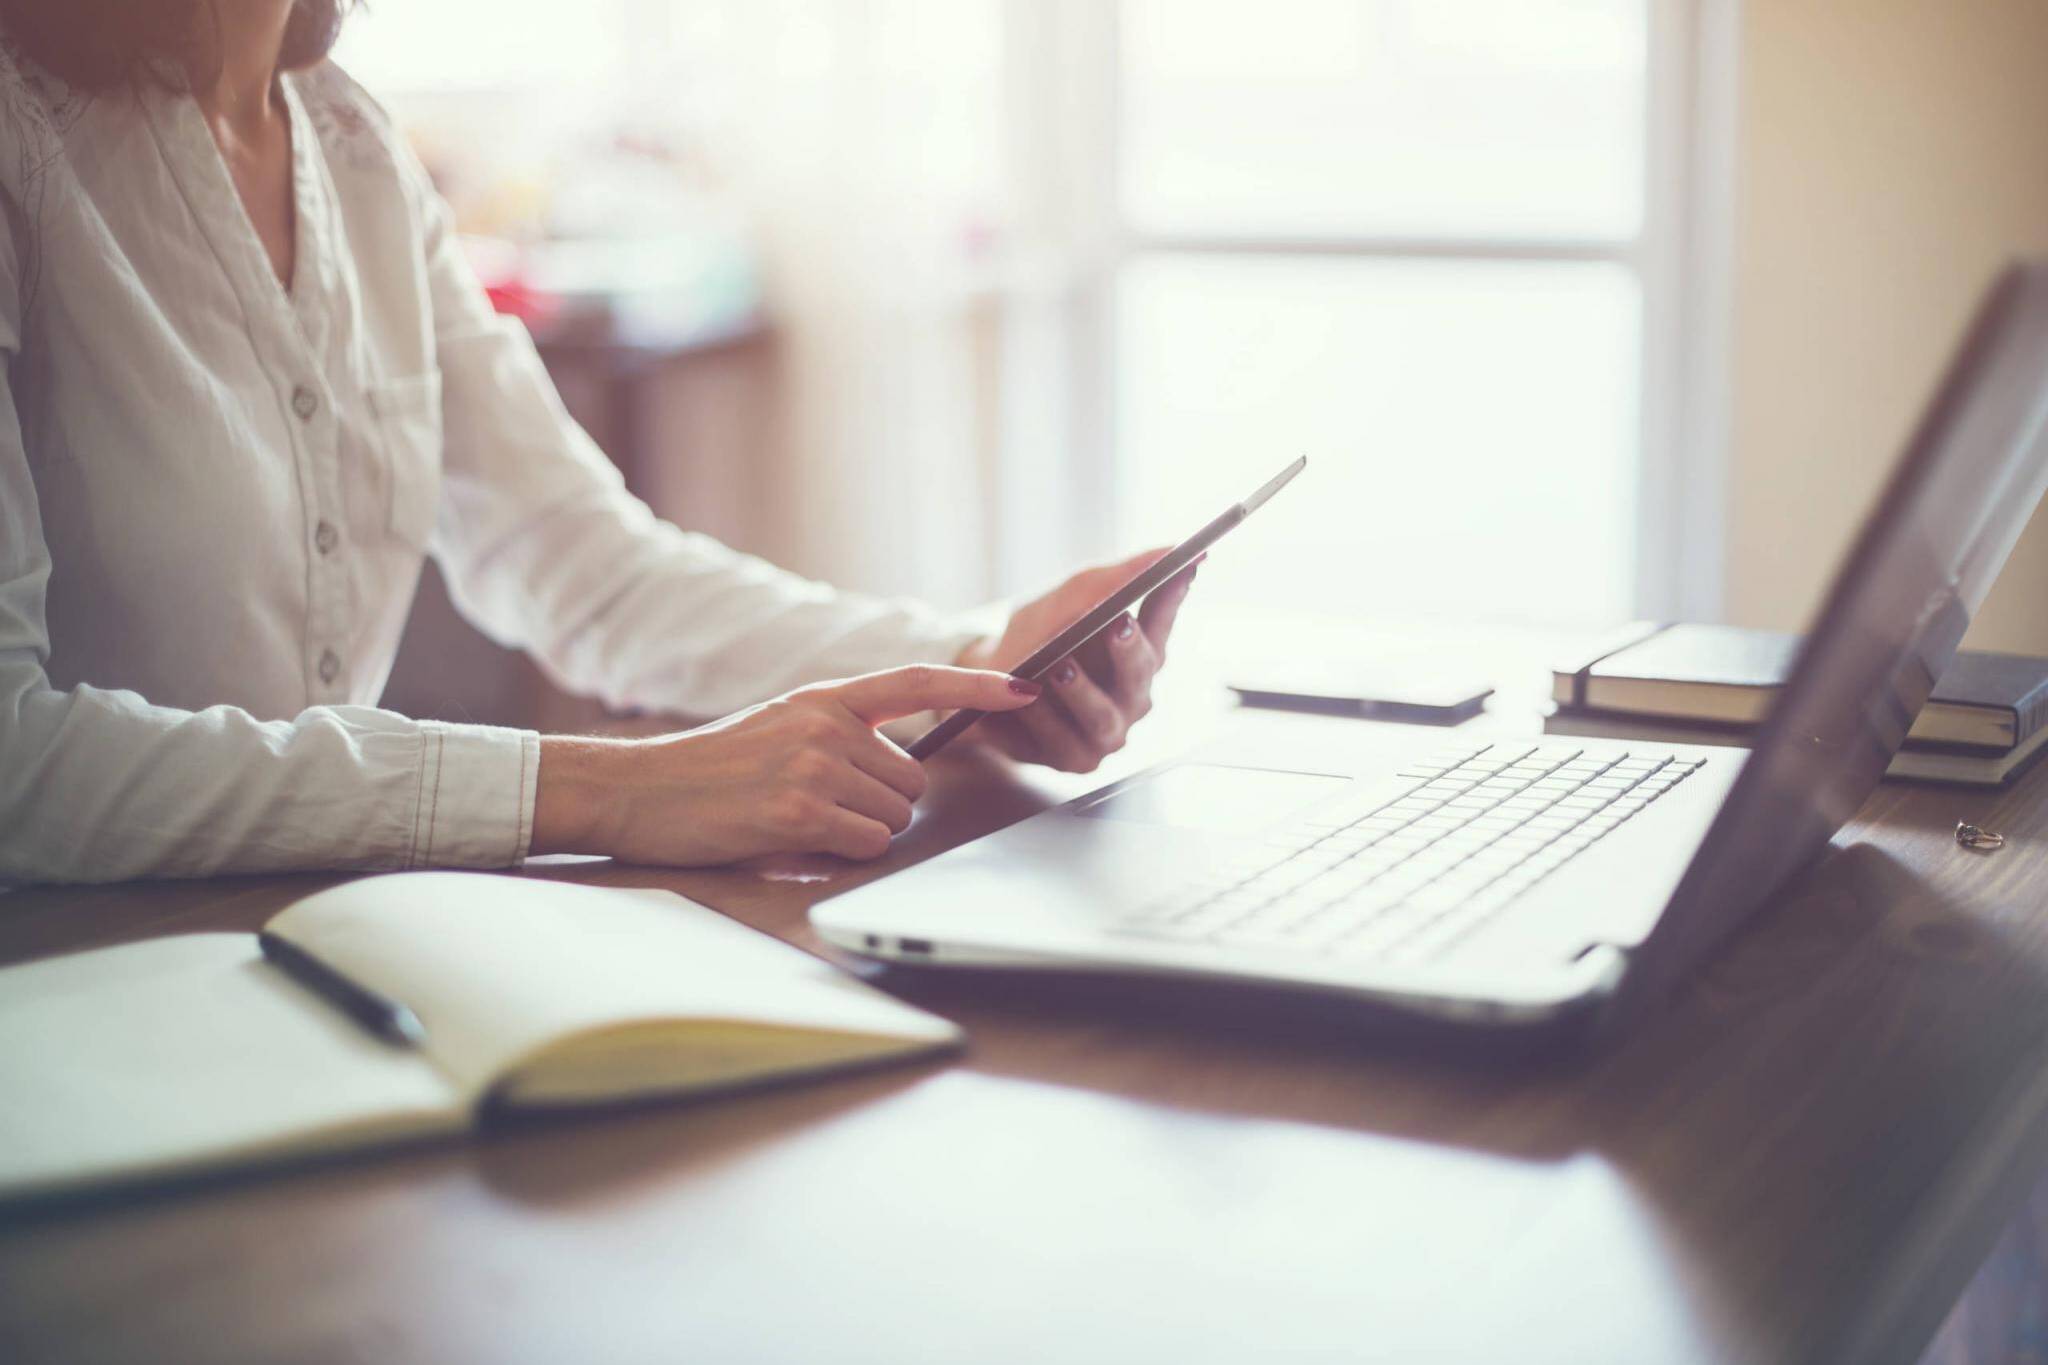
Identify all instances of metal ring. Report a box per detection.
[1956,822,2006,850]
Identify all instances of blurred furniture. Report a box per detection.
[4,653,2048,1364]
[378,312,775,735]
[531,312,769,506]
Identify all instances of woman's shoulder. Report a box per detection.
[0,29,98,295]
[293,60,408,176]
[0,31,93,169]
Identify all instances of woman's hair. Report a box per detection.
[0,0,351,93]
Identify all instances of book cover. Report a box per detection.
[1551,624,2047,749]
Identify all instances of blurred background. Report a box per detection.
[347,0,2048,729]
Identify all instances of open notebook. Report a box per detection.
[0,873,961,1203]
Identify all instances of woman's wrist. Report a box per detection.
[532,736,632,856]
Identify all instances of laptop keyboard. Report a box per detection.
[1114,742,1707,966]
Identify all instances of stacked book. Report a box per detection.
[1549,623,2048,786]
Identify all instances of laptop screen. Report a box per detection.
[1630,261,2048,1003]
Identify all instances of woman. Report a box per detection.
[0,0,1193,883]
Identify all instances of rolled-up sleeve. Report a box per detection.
[400,720,540,871]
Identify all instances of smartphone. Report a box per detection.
[907,455,1307,760]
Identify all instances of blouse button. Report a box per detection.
[292,386,319,421]
[318,649,341,684]
[314,520,339,555]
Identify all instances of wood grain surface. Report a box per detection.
[3,701,2046,1365]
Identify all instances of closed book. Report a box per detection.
[1544,705,2048,788]
[1551,624,2048,750]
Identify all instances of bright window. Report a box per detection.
[1110,0,1657,625]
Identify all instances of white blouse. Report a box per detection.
[0,49,979,884]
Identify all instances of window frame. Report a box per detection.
[1013,0,1738,621]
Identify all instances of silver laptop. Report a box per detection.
[813,262,2048,1034]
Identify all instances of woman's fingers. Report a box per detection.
[826,765,917,834]
[1048,657,1127,756]
[827,664,1041,726]
[1102,612,1161,713]
[814,805,897,861]
[846,728,928,802]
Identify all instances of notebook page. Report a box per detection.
[265,874,961,1102]
[0,934,464,1202]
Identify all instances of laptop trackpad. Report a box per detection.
[1077,763,1349,834]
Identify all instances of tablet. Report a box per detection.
[907,455,1307,760]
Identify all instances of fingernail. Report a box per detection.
[1008,677,1043,698]
[1054,661,1078,685]
[1114,615,1135,641]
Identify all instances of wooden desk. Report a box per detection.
[3,700,2047,1365]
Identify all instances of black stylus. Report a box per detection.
[258,931,427,1048]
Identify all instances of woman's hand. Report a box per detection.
[532,665,1041,865]
[956,548,1200,773]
